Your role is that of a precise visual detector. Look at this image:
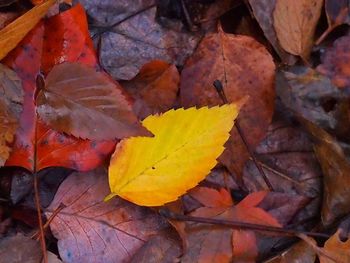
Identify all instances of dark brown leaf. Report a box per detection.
[180,28,275,179]
[122,60,179,119]
[36,62,150,140]
[46,168,167,263]
[317,35,350,89]
[300,118,350,226]
[82,0,201,80]
[0,63,23,166]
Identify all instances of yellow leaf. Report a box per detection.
[0,0,55,60]
[106,104,239,206]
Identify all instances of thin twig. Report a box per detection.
[34,174,48,263]
[213,80,274,190]
[160,209,330,239]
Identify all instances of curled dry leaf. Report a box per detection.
[36,62,150,140]
[317,35,350,89]
[300,117,350,226]
[46,168,166,263]
[81,0,201,80]
[0,0,55,60]
[3,4,117,172]
[0,64,23,166]
[122,60,179,119]
[273,0,323,60]
[180,28,275,179]
[107,104,239,206]
[247,0,296,64]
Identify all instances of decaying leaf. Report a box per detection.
[122,60,179,119]
[0,0,55,60]
[0,64,23,166]
[36,62,150,140]
[247,0,296,64]
[46,168,166,263]
[276,66,344,131]
[107,104,240,206]
[317,35,350,89]
[273,0,323,60]
[300,118,350,226]
[81,0,201,80]
[3,4,116,172]
[182,189,281,263]
[180,28,275,179]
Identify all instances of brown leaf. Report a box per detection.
[247,0,296,64]
[300,118,350,226]
[46,168,167,263]
[0,63,23,166]
[82,0,201,80]
[130,232,182,263]
[317,35,350,89]
[122,60,179,119]
[36,62,150,140]
[0,0,55,60]
[182,190,281,263]
[320,230,350,263]
[180,28,275,178]
[273,0,323,60]
[0,234,42,263]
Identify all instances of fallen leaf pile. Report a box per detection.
[0,0,349,262]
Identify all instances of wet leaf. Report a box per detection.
[182,189,281,263]
[300,118,350,226]
[0,0,55,60]
[46,168,166,263]
[122,60,179,119]
[180,28,275,178]
[247,0,296,64]
[107,104,240,206]
[317,35,350,89]
[37,62,149,140]
[0,64,23,166]
[82,0,201,80]
[273,0,323,60]
[3,4,116,172]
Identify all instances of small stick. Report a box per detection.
[213,80,274,191]
[160,209,330,239]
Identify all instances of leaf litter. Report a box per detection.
[1,0,350,262]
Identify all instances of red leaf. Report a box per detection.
[3,4,116,172]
